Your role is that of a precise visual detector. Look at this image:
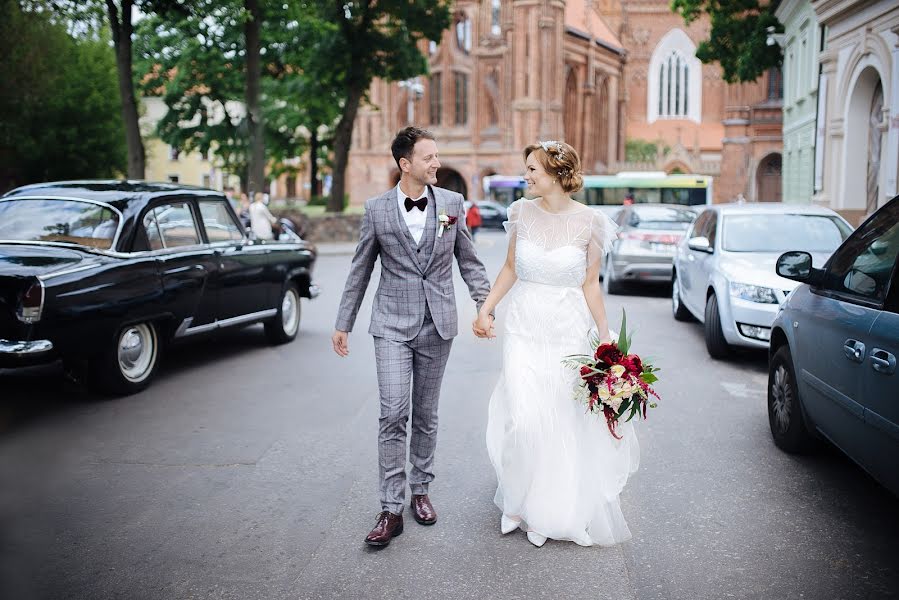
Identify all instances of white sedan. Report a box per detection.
[671,203,853,358]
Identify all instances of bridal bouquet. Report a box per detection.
[563,310,659,439]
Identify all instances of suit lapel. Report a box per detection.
[386,188,423,273]
[422,185,447,274]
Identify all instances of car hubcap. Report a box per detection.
[118,324,155,382]
[771,365,792,433]
[282,289,299,335]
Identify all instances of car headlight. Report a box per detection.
[729,282,778,304]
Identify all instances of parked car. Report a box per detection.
[671,203,853,358]
[0,181,319,395]
[464,200,508,230]
[602,204,697,294]
[768,195,898,495]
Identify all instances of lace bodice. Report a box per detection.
[504,199,618,287]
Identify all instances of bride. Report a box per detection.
[473,141,640,547]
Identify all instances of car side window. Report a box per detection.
[706,213,718,248]
[142,202,201,250]
[691,211,710,240]
[822,200,899,304]
[198,200,243,243]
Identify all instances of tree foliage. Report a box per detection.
[0,1,125,191]
[312,0,453,211]
[671,0,783,83]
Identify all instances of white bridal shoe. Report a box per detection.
[501,514,520,534]
[526,531,547,547]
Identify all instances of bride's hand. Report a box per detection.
[473,312,495,339]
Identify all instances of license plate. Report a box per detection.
[649,242,674,254]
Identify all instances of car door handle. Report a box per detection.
[843,339,865,363]
[870,348,896,374]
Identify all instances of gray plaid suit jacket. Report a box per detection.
[335,185,490,341]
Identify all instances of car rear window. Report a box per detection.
[723,214,852,252]
[0,198,120,250]
[629,207,696,230]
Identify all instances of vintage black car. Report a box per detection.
[0,181,319,395]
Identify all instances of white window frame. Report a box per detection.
[647,29,702,123]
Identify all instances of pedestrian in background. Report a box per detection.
[466,199,483,239]
[238,192,251,229]
[249,191,276,240]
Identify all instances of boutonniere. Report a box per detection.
[437,211,458,238]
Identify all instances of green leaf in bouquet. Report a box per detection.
[640,372,659,384]
[617,309,629,355]
[616,398,631,418]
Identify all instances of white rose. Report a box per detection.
[610,364,626,378]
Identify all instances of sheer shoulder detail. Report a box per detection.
[587,209,619,268]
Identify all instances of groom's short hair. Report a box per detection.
[391,127,436,169]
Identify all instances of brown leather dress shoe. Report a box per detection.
[411,494,437,525]
[364,511,403,546]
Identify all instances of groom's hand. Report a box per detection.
[472,313,495,339]
[332,330,349,357]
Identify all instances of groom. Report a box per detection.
[332,127,492,547]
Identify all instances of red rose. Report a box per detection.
[594,343,623,366]
[620,354,643,374]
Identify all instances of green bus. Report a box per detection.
[483,172,713,208]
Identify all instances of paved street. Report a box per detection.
[1,229,897,600]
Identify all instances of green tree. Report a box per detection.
[670,0,783,83]
[135,0,340,194]
[0,1,125,190]
[310,0,452,211]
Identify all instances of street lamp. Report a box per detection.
[766,26,785,47]
[398,77,425,124]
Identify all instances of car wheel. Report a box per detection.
[671,271,693,322]
[265,283,301,344]
[704,293,731,359]
[89,322,160,395]
[602,257,624,295]
[768,345,816,453]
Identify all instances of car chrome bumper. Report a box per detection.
[0,338,55,366]
[612,256,674,282]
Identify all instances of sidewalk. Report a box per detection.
[313,241,359,256]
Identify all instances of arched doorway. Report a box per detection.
[437,168,467,197]
[756,153,782,202]
[844,66,884,212]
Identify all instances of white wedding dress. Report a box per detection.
[486,199,640,547]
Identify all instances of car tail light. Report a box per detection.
[17,280,45,323]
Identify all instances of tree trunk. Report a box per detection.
[308,128,319,199]
[244,0,265,196]
[106,0,145,179]
[328,86,364,213]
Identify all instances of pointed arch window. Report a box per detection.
[647,29,701,123]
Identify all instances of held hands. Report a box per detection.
[332,330,349,357]
[472,311,495,339]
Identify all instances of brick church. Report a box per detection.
[345,0,784,205]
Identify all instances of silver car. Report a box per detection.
[602,204,698,294]
[671,203,853,358]
[768,195,898,495]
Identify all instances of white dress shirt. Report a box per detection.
[396,183,429,245]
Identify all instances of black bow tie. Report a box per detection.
[404,196,428,212]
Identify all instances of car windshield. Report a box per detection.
[723,214,852,252]
[630,206,696,230]
[0,198,120,250]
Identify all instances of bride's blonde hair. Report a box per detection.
[523,141,584,194]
